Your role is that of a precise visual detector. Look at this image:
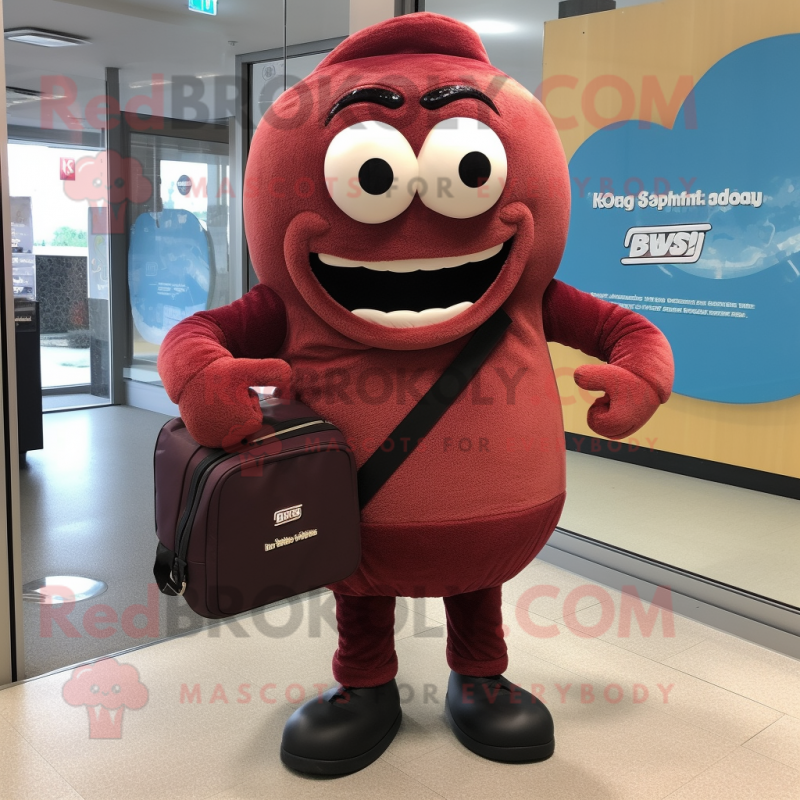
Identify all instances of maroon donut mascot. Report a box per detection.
[159,13,674,775]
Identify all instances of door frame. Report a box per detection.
[0,0,25,685]
[233,36,346,292]
[108,92,231,416]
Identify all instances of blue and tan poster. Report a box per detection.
[544,0,800,478]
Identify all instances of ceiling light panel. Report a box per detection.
[4,27,90,47]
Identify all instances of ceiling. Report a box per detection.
[4,0,349,81]
[2,0,659,132]
[3,0,349,129]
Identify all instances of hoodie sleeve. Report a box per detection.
[157,283,288,406]
[541,278,673,403]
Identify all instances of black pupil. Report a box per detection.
[458,151,491,188]
[358,158,394,195]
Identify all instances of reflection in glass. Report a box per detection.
[124,132,230,385]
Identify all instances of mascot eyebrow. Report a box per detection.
[420,85,499,114]
[325,87,404,125]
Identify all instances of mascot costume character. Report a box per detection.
[159,12,674,776]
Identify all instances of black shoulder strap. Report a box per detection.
[357,308,511,510]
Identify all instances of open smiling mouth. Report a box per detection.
[308,238,513,327]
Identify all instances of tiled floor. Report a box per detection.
[21,406,799,683]
[19,406,208,679]
[1,560,798,800]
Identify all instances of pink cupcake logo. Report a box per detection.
[62,657,148,739]
[64,150,152,234]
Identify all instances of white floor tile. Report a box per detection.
[664,637,800,718]
[207,758,444,800]
[664,747,800,800]
[558,596,711,661]
[504,560,610,620]
[396,703,736,800]
[504,606,783,745]
[1,560,796,800]
[744,714,800,772]
[0,645,270,800]
[0,715,82,800]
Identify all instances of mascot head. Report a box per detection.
[244,12,570,350]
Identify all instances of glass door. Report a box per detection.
[236,39,345,290]
[6,137,112,411]
[124,128,230,385]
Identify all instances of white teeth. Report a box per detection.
[318,242,507,327]
[352,302,473,328]
[318,244,502,273]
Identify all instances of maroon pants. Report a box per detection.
[332,586,507,687]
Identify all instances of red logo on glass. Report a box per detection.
[59,157,76,181]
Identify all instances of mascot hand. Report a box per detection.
[574,363,661,440]
[177,357,292,448]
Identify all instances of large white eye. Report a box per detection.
[417,117,507,219]
[324,121,417,224]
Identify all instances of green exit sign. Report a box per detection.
[188,0,217,15]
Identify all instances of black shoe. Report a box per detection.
[445,671,555,763]
[280,680,402,776]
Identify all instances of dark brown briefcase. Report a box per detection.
[153,398,360,618]
[153,309,511,619]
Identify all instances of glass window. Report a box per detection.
[427,0,800,610]
[250,51,329,140]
